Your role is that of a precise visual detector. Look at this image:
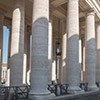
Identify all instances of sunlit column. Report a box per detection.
[23,25,27,85]
[27,31,30,85]
[52,25,56,82]
[29,0,52,99]
[61,20,67,84]
[66,0,82,93]
[10,0,25,86]
[48,19,53,83]
[81,36,86,83]
[79,39,82,82]
[85,10,98,90]
[52,60,56,81]
[96,24,100,82]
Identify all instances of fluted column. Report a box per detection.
[96,24,100,82]
[66,0,81,93]
[85,10,98,90]
[29,0,52,99]
[10,0,25,86]
[0,12,3,83]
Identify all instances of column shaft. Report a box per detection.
[96,24,100,82]
[79,39,82,82]
[30,0,51,99]
[10,0,25,86]
[66,0,81,93]
[61,20,67,84]
[23,25,27,84]
[7,26,11,86]
[27,33,30,85]
[48,20,53,83]
[85,11,98,90]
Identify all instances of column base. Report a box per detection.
[67,86,84,94]
[87,85,99,91]
[29,91,55,100]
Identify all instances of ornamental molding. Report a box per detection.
[85,0,100,18]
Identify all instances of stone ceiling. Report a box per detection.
[0,0,99,36]
[0,0,99,21]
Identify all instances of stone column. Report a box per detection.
[96,24,100,82]
[23,25,27,85]
[85,10,98,90]
[61,20,67,84]
[66,0,81,93]
[83,46,86,82]
[10,0,25,86]
[0,12,4,83]
[29,0,52,100]
[79,39,82,82]
[81,35,86,82]
[26,31,30,85]
[48,19,53,84]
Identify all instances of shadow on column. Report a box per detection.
[85,38,98,90]
[29,17,55,100]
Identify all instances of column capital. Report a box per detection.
[86,9,95,16]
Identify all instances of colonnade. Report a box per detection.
[0,0,100,100]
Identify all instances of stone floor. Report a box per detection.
[52,90,100,100]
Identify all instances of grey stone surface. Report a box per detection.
[61,20,67,84]
[48,21,53,83]
[52,90,100,100]
[85,10,98,90]
[96,24,100,82]
[29,0,52,99]
[10,0,25,86]
[66,0,81,93]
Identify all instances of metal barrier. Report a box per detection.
[80,83,88,91]
[48,83,89,96]
[0,86,29,100]
[0,82,99,99]
[96,82,100,88]
[0,87,10,100]
[48,83,68,96]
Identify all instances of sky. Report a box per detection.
[3,26,9,64]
